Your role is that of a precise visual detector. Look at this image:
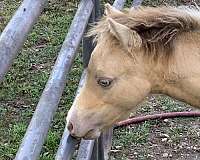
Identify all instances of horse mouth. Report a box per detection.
[83,129,101,140]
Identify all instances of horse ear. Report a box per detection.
[105,3,123,15]
[107,18,142,52]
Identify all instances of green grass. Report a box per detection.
[113,122,151,147]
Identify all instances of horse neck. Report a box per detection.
[144,31,200,107]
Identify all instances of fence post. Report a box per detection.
[82,0,101,68]
[90,135,105,160]
[77,0,106,159]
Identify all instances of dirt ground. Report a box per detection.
[110,95,200,160]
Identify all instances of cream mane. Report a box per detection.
[89,6,200,59]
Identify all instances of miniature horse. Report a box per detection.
[67,4,200,139]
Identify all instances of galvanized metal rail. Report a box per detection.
[0,0,47,83]
[55,70,87,160]
[14,0,94,159]
[113,0,126,10]
[132,0,143,7]
[0,0,143,159]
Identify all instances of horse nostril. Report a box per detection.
[67,121,73,132]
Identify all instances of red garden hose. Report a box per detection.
[116,111,200,128]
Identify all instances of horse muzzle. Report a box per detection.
[66,117,101,140]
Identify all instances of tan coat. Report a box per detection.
[67,4,200,139]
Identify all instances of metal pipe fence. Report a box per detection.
[15,0,94,159]
[0,0,47,83]
[0,0,143,159]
